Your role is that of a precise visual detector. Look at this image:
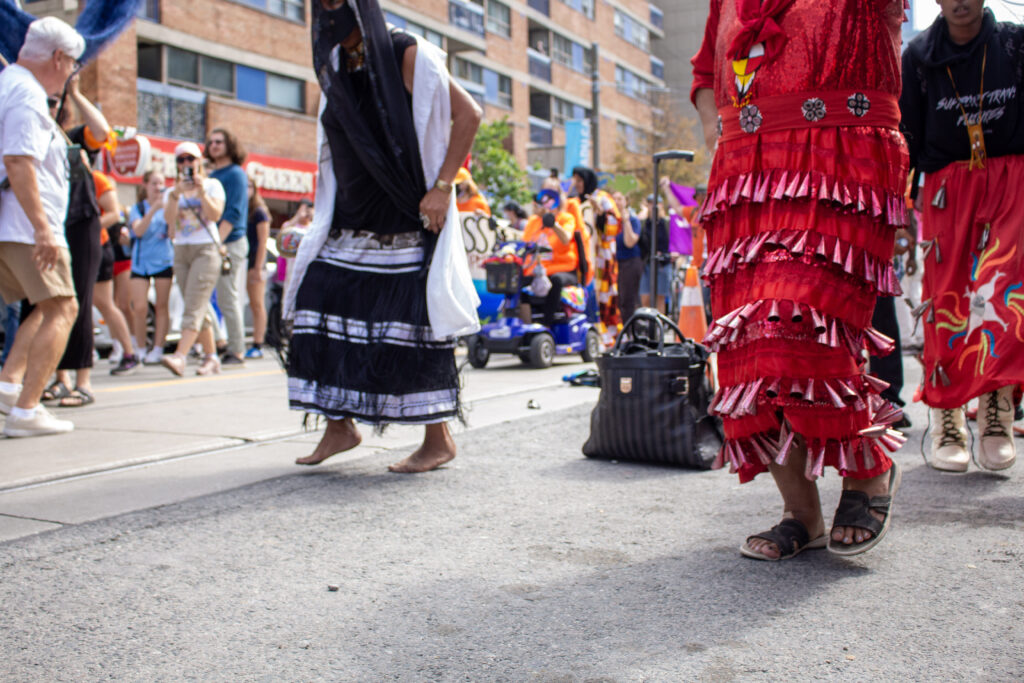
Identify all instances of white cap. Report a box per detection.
[19,16,85,62]
[173,141,203,159]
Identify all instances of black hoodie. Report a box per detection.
[900,9,1024,188]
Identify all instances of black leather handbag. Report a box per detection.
[582,308,722,469]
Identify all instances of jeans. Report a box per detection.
[1,298,20,364]
[217,237,249,356]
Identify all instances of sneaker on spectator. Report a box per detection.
[108,339,124,365]
[197,354,222,376]
[3,406,74,437]
[143,347,164,365]
[244,345,264,360]
[220,352,245,368]
[111,354,140,376]
[0,383,21,415]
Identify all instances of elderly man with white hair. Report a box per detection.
[0,16,84,437]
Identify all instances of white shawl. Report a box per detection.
[283,35,479,339]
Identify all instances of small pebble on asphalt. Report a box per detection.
[327,584,339,592]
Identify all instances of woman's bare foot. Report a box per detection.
[296,418,362,465]
[388,423,456,473]
[830,469,892,546]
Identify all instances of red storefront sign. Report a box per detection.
[107,134,316,201]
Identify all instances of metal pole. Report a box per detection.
[590,42,600,169]
[649,150,695,310]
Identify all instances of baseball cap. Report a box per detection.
[173,141,202,159]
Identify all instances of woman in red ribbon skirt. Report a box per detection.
[691,0,909,559]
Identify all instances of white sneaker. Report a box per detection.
[0,383,21,415]
[108,339,124,365]
[3,406,74,437]
[143,347,164,365]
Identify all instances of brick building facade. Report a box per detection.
[26,0,670,208]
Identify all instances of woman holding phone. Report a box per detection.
[160,142,226,377]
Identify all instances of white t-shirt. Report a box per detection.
[0,64,70,247]
[166,178,225,245]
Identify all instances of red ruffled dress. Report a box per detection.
[691,0,910,482]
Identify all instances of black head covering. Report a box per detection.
[312,0,426,223]
[572,166,598,199]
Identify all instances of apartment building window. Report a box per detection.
[617,121,637,153]
[649,3,664,30]
[454,57,486,107]
[137,0,159,22]
[614,10,650,52]
[552,97,586,126]
[559,0,594,20]
[486,0,511,38]
[167,48,234,94]
[551,34,573,68]
[615,65,649,100]
[651,56,664,80]
[145,44,305,112]
[484,70,512,108]
[137,79,206,141]
[237,0,305,22]
[550,33,591,74]
[385,12,444,47]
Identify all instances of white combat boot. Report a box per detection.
[976,386,1017,471]
[930,406,969,472]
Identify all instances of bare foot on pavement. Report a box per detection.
[296,418,362,465]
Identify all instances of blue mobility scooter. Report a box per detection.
[466,237,600,369]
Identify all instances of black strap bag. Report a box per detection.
[582,308,723,469]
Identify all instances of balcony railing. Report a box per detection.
[649,4,664,31]
[449,0,486,37]
[528,0,549,16]
[136,79,205,142]
[529,116,553,146]
[137,0,160,22]
[527,48,552,83]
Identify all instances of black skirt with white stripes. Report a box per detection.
[287,229,459,426]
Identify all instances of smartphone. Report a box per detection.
[183,166,194,183]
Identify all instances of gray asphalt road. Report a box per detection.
[1,402,1021,681]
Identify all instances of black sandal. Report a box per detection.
[740,518,827,561]
[41,380,72,403]
[828,461,901,557]
[58,387,95,408]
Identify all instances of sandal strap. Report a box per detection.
[747,518,811,558]
[832,490,887,536]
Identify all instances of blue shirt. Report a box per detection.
[616,214,643,261]
[209,164,249,244]
[128,200,174,276]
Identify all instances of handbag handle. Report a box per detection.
[613,307,689,355]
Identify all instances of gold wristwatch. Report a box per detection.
[434,177,454,193]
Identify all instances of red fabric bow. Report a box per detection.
[726,0,795,61]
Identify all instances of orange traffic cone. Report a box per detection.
[677,264,708,343]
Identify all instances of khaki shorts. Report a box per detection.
[0,242,75,304]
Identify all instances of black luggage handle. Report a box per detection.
[612,307,689,357]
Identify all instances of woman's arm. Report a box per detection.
[404,44,484,233]
[97,190,121,230]
[164,189,179,239]
[622,215,640,248]
[253,215,270,270]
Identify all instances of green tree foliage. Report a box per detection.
[471,117,531,214]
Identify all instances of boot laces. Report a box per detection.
[982,393,1008,438]
[939,409,964,447]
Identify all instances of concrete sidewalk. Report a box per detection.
[0,353,602,541]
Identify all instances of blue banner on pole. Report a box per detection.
[563,119,591,177]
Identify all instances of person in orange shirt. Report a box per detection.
[454,167,491,216]
[522,189,579,327]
